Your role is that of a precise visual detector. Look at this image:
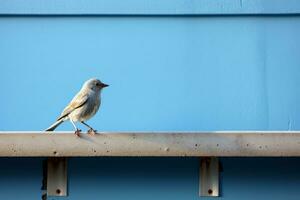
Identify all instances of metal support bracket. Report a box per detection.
[200,157,219,197]
[47,158,68,197]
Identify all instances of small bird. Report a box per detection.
[46,78,109,136]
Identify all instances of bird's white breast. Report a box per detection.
[69,90,101,122]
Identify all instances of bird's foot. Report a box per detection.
[74,129,82,137]
[87,128,97,135]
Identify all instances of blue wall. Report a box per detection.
[1,1,300,199]
[1,16,300,131]
[1,158,300,200]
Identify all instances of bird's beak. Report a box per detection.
[101,83,109,88]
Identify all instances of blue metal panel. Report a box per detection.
[0,16,299,131]
[51,157,300,200]
[0,0,300,15]
[1,158,300,200]
[0,158,43,199]
[0,4,300,200]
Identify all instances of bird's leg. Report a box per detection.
[81,121,97,135]
[70,119,81,137]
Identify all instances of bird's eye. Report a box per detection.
[96,82,101,86]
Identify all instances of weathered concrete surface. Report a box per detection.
[0,131,300,157]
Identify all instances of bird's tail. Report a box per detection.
[45,119,64,131]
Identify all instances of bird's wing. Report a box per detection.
[57,91,89,121]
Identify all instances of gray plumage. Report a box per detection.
[46,78,108,135]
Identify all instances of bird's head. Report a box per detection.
[83,78,109,92]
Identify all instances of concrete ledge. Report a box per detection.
[0,131,300,157]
